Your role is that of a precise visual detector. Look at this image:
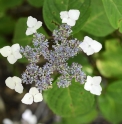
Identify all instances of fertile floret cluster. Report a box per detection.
[21,24,86,91]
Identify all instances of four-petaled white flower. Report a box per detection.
[60,9,80,26]
[26,16,42,35]
[84,76,102,95]
[5,76,23,94]
[21,87,43,105]
[3,118,13,124]
[79,36,102,56]
[0,44,22,64]
[22,109,37,124]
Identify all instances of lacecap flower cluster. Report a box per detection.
[0,9,102,105]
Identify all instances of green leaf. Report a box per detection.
[82,0,115,37]
[98,94,122,124]
[72,30,85,40]
[43,0,91,34]
[0,36,8,47]
[17,57,29,63]
[38,25,49,38]
[0,16,15,34]
[96,39,122,78]
[102,0,122,32]
[0,35,9,59]
[107,80,122,104]
[44,80,94,117]
[0,0,23,12]
[77,109,97,123]
[27,0,44,7]
[62,108,97,124]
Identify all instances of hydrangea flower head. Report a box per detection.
[26,16,42,35]
[5,76,23,93]
[79,36,102,55]
[1,9,103,106]
[21,87,43,105]
[0,44,22,64]
[84,76,102,95]
[60,9,80,26]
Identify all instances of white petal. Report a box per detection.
[91,40,102,53]
[29,87,39,96]
[22,109,37,124]
[32,28,37,33]
[7,54,17,64]
[79,42,88,52]
[98,85,102,92]
[62,18,68,23]
[27,16,37,28]
[82,36,102,55]
[90,85,102,95]
[83,36,93,45]
[86,76,93,84]
[83,36,102,53]
[11,44,20,52]
[68,9,80,20]
[21,93,33,105]
[84,82,91,91]
[12,76,22,84]
[34,21,42,30]
[60,11,68,19]
[15,83,23,94]
[85,76,102,95]
[0,46,12,57]
[34,93,43,102]
[28,115,37,124]
[3,118,13,124]
[5,77,15,90]
[13,51,22,59]
[84,76,93,91]
[26,28,34,35]
[79,41,95,55]
[93,76,102,85]
[12,44,22,59]
[86,47,94,56]
[22,109,32,120]
[67,18,76,26]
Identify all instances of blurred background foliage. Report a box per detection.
[0,0,122,124]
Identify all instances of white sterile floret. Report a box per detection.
[3,118,13,124]
[21,87,43,105]
[5,76,23,94]
[84,76,102,95]
[22,109,37,124]
[26,16,42,35]
[79,36,102,56]
[60,9,80,26]
[0,44,22,64]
